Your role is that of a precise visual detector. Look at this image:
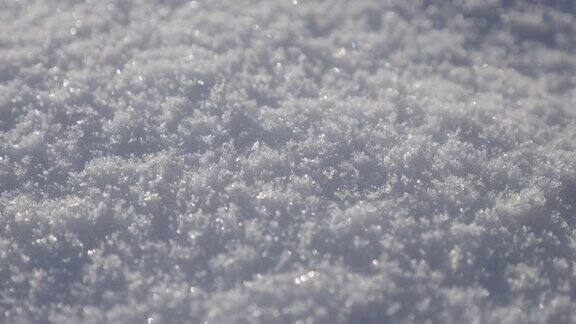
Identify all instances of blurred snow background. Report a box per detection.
[1,0,576,322]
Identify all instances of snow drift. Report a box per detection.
[1,0,576,322]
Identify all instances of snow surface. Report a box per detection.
[1,0,576,323]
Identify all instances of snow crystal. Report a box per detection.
[1,0,576,323]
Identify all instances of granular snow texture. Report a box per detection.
[1,0,576,323]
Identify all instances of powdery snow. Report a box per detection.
[1,0,576,323]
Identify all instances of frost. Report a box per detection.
[1,0,576,323]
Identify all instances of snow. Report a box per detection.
[1,0,575,322]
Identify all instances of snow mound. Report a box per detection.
[1,0,576,322]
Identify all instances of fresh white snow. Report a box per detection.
[1,0,576,322]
